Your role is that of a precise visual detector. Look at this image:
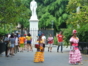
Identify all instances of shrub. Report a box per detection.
[77,24,88,42]
[63,28,73,46]
[54,36,58,45]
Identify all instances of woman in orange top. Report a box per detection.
[19,35,25,52]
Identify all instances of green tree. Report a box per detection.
[64,0,88,43]
[66,0,88,28]
[0,0,30,34]
[37,0,68,31]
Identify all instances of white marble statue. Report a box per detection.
[30,0,37,20]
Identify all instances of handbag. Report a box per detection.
[70,46,75,51]
[8,42,11,47]
[35,44,40,48]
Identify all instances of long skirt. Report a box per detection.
[69,49,82,64]
[34,52,44,62]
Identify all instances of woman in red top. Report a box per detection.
[47,34,54,52]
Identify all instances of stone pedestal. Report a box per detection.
[29,19,39,45]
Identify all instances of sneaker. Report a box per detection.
[10,53,12,55]
[79,62,83,65]
[61,52,63,53]
[57,51,59,52]
[6,55,9,57]
[48,50,49,52]
[12,54,15,56]
[50,51,52,52]
[40,61,44,63]
[20,51,23,52]
[27,51,29,52]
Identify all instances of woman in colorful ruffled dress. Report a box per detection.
[69,29,82,65]
[34,36,44,63]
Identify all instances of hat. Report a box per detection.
[73,29,77,34]
[42,33,44,35]
[24,34,26,36]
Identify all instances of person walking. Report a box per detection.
[42,34,46,50]
[9,34,15,56]
[24,34,27,51]
[19,35,25,52]
[56,31,63,53]
[47,34,54,52]
[26,33,32,52]
[69,29,82,65]
[14,35,19,53]
[34,36,44,63]
[4,34,10,57]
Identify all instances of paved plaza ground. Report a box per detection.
[0,46,88,66]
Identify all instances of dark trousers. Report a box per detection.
[14,45,19,53]
[57,42,63,52]
[37,48,40,52]
[5,42,9,56]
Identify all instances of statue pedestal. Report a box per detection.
[29,19,39,45]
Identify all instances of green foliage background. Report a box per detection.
[0,0,88,45]
[64,0,88,44]
[0,0,68,35]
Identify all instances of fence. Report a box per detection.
[38,30,54,38]
[78,42,88,54]
[0,42,5,54]
[29,29,54,45]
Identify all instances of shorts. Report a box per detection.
[48,44,53,47]
[20,44,24,47]
[27,41,31,44]
[10,44,15,48]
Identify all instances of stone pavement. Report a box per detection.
[0,46,88,66]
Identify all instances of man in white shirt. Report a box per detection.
[14,35,19,53]
[8,34,11,38]
[42,34,46,48]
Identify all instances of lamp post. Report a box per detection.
[21,13,25,35]
[51,20,54,29]
[51,20,54,37]
[10,23,12,33]
[4,23,5,33]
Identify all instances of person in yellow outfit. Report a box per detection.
[34,36,44,63]
[26,33,32,51]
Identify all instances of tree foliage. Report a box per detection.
[0,0,69,35]
[0,0,30,34]
[64,0,88,43]
[66,0,88,28]
[36,0,68,31]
